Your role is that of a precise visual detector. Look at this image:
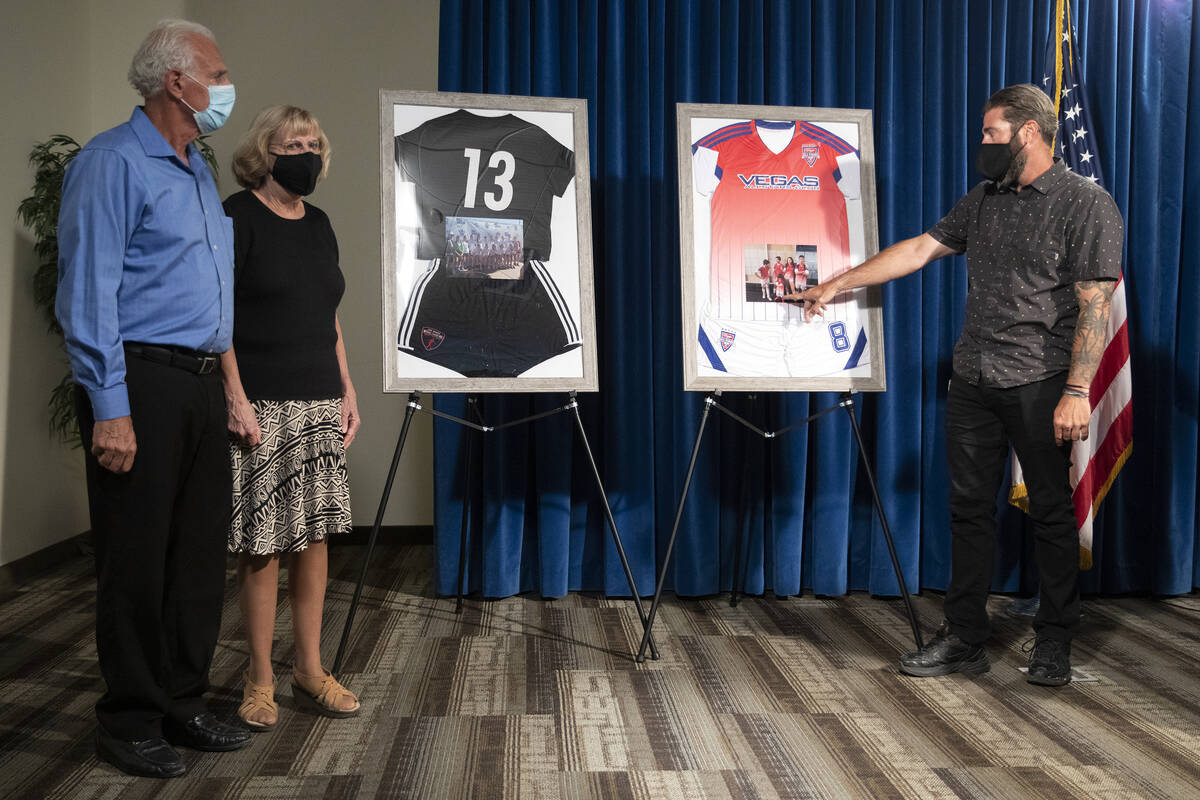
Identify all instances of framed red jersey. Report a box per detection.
[380,90,599,393]
[677,103,886,392]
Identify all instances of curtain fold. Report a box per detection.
[431,0,1200,598]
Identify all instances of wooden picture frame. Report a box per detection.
[381,90,598,393]
[677,102,886,392]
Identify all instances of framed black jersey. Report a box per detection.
[677,103,887,393]
[381,90,598,392]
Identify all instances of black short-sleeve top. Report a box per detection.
[223,190,346,401]
[927,160,1124,388]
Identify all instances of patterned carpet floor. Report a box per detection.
[3,543,1200,799]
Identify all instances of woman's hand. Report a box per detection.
[341,387,361,449]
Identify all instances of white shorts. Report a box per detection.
[697,300,867,378]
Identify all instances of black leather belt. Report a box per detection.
[124,342,220,375]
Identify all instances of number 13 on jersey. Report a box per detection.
[462,148,515,211]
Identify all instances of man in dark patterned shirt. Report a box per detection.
[798,84,1123,686]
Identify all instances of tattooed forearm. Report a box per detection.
[1068,279,1116,386]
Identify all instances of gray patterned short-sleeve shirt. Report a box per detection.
[928,159,1124,388]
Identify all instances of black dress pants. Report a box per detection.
[944,372,1079,646]
[76,353,231,741]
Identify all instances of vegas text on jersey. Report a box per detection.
[692,119,867,378]
[395,109,581,377]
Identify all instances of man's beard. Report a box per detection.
[999,143,1028,188]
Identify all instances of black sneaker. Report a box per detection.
[1025,637,1071,686]
[1005,595,1040,617]
[899,623,989,677]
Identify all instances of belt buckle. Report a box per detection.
[197,356,217,375]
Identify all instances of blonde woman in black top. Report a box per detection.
[221,105,361,728]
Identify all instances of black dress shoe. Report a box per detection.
[96,730,185,778]
[164,712,252,752]
[1026,637,1072,686]
[898,623,989,677]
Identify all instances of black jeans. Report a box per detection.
[944,372,1078,646]
[76,353,231,741]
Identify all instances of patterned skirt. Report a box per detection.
[229,398,352,555]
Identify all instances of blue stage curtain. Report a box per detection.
[430,0,1200,598]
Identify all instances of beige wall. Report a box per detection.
[0,0,439,566]
[0,0,98,566]
[88,1,188,132]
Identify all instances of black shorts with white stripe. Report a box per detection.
[398,259,581,377]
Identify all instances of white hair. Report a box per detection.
[127,19,216,98]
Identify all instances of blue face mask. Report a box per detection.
[180,73,236,134]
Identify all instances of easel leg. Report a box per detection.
[568,396,658,660]
[333,393,420,675]
[636,395,716,663]
[841,393,924,650]
[729,432,754,608]
[455,406,478,614]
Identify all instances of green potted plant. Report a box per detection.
[17,134,82,442]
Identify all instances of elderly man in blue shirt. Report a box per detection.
[56,19,251,778]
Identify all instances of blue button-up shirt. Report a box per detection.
[56,107,234,420]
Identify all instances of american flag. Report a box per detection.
[1011,0,1133,569]
[1040,0,1105,185]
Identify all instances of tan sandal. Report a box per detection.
[237,670,278,730]
[292,668,361,718]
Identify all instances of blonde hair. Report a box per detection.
[231,105,332,190]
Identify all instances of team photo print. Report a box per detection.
[745,244,818,303]
[444,217,525,280]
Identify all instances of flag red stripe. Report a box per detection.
[1073,400,1134,527]
[1075,399,1133,501]
[1089,321,1130,403]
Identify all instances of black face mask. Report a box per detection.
[270,151,322,196]
[976,132,1028,185]
[975,142,1014,181]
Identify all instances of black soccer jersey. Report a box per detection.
[395,110,575,260]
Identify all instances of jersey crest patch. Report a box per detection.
[421,327,446,351]
[802,144,820,166]
[720,330,736,351]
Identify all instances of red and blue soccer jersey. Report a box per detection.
[692,119,868,377]
[693,120,859,321]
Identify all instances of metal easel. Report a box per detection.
[332,390,658,674]
[634,390,923,663]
